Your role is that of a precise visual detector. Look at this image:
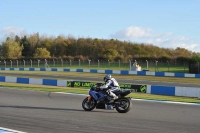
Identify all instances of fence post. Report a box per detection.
[10,60,12,68]
[155,60,158,72]
[53,59,55,67]
[167,61,169,72]
[146,60,148,70]
[61,59,63,67]
[88,59,91,67]
[38,59,40,68]
[30,59,32,68]
[4,60,6,68]
[16,60,18,68]
[23,60,25,68]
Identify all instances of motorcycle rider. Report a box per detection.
[100,74,120,103]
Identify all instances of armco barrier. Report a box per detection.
[1,68,200,78]
[0,75,200,98]
[0,76,68,87]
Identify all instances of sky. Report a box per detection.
[0,0,200,52]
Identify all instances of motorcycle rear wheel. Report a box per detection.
[115,97,132,113]
[82,97,97,111]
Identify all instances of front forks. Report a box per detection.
[87,95,92,101]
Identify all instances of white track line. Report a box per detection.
[0,127,26,133]
[55,92,200,106]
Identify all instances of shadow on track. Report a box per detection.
[0,105,117,113]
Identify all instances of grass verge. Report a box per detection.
[0,71,200,84]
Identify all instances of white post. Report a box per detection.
[167,61,169,72]
[23,60,25,68]
[61,59,63,67]
[88,59,91,67]
[10,60,12,68]
[108,60,110,68]
[129,60,131,71]
[16,60,18,68]
[98,59,99,68]
[53,59,55,67]
[146,60,148,70]
[4,60,6,68]
[78,59,80,67]
[70,59,71,66]
[30,59,32,68]
[45,59,47,67]
[38,59,40,68]
[155,60,158,71]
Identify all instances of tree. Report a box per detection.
[28,33,40,57]
[190,55,200,64]
[14,35,21,43]
[33,48,51,58]
[53,35,68,57]
[132,44,141,57]
[2,40,23,59]
[20,35,30,57]
[1,33,199,62]
[103,49,119,61]
[39,35,55,56]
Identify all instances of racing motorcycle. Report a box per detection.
[82,86,132,113]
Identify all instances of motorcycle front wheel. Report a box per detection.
[115,97,132,113]
[82,97,97,111]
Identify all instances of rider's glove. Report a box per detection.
[99,86,103,90]
[96,86,100,91]
[100,85,107,90]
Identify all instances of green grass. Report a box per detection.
[0,70,199,84]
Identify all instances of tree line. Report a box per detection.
[0,33,199,63]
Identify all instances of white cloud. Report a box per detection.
[110,26,200,52]
[192,45,200,53]
[146,37,200,52]
[0,26,26,37]
[110,26,172,39]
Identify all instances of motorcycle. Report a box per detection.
[82,86,132,113]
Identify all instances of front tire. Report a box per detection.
[115,97,132,113]
[82,97,97,111]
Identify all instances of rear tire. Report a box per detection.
[82,97,97,111]
[115,97,132,113]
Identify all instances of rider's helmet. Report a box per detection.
[103,74,111,82]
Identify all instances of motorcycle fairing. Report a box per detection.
[89,89,105,101]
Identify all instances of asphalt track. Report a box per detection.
[0,88,200,133]
[1,72,200,88]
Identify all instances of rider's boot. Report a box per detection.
[108,91,118,103]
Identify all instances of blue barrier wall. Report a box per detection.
[151,86,175,96]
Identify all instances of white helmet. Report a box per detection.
[104,74,111,82]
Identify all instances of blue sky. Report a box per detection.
[1,0,200,52]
